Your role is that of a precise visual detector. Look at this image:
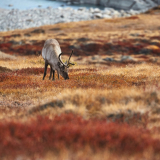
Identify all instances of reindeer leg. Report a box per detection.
[49,65,52,80]
[43,61,48,80]
[52,70,55,81]
[57,70,59,80]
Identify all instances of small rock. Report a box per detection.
[102,14,112,19]
[78,7,86,11]
[89,8,94,13]
[103,9,111,15]
[103,57,114,62]
[93,8,101,13]
[58,7,62,10]
[69,44,80,49]
[9,40,20,45]
[121,55,133,61]
[130,33,139,37]
[104,7,115,12]
[94,13,103,19]
[31,29,45,34]
[129,9,139,15]
[47,6,52,9]
[120,10,126,14]
[139,48,151,55]
[111,10,120,17]
[92,55,100,60]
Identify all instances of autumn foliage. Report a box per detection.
[0,113,160,159]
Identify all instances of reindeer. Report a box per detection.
[42,39,74,80]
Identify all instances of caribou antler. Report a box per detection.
[67,50,74,67]
[58,53,66,66]
[58,50,74,67]
[68,50,73,63]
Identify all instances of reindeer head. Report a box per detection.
[58,50,74,80]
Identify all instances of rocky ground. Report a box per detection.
[0,6,143,32]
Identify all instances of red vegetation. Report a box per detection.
[69,68,98,73]
[0,43,12,48]
[61,42,73,54]
[0,113,160,158]
[70,39,153,56]
[81,43,103,53]
[0,34,159,57]
[112,40,147,54]
[152,48,160,55]
[12,44,42,55]
[0,67,148,90]
[14,68,44,75]
[0,34,155,57]
[150,36,160,40]
[0,73,39,89]
[0,42,44,56]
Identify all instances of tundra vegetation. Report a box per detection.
[0,7,160,160]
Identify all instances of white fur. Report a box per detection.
[42,39,62,70]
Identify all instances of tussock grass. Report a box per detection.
[0,51,16,60]
[1,56,160,119]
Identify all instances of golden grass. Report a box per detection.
[0,55,160,123]
[0,51,16,60]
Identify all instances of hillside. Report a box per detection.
[0,7,160,159]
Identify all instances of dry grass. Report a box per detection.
[0,59,160,121]
[1,56,160,159]
[0,51,16,60]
